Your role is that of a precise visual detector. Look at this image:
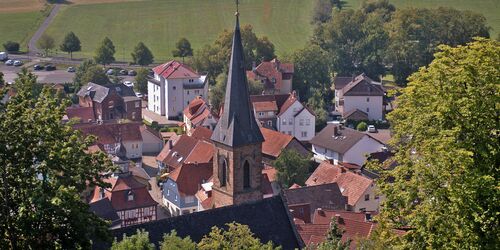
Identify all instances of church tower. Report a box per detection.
[210,8,264,208]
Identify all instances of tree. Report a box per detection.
[374,38,499,248]
[160,230,196,250]
[316,217,351,250]
[131,42,154,66]
[94,37,116,66]
[37,34,55,57]
[60,32,81,59]
[0,70,113,248]
[172,38,193,62]
[134,68,149,93]
[198,222,277,250]
[311,0,333,24]
[81,65,110,86]
[385,7,489,85]
[307,88,329,131]
[286,45,330,101]
[112,229,155,250]
[209,73,263,111]
[273,149,311,188]
[3,41,20,52]
[0,72,4,86]
[191,25,276,83]
[356,121,367,131]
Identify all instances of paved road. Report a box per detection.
[28,4,62,55]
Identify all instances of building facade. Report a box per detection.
[247,58,294,94]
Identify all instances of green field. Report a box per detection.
[44,0,314,61]
[0,10,45,51]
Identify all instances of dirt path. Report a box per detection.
[28,4,61,55]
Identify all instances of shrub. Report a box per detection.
[357,121,368,131]
[3,41,20,52]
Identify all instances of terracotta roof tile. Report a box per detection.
[153,60,200,79]
[169,162,212,196]
[262,165,277,182]
[156,135,198,170]
[75,122,142,145]
[66,106,96,122]
[261,127,294,158]
[190,127,213,140]
[184,140,214,164]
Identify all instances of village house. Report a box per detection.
[250,91,315,141]
[183,96,218,135]
[75,122,143,159]
[147,60,208,119]
[260,127,309,164]
[76,82,142,122]
[89,171,158,228]
[140,125,163,154]
[310,124,385,166]
[334,73,385,121]
[306,161,381,212]
[247,58,294,94]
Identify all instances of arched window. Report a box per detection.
[243,160,250,189]
[220,159,227,187]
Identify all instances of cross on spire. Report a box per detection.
[235,0,239,16]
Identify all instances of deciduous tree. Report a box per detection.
[112,229,154,250]
[273,149,311,188]
[60,31,81,60]
[0,70,113,248]
[198,223,277,250]
[94,37,116,66]
[134,68,149,93]
[37,34,55,57]
[160,230,197,250]
[131,42,154,66]
[375,38,499,248]
[172,38,193,62]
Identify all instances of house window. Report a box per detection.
[306,119,310,126]
[99,188,105,199]
[367,97,370,102]
[243,160,250,189]
[301,131,307,137]
[187,101,190,105]
[108,100,114,109]
[259,112,264,117]
[282,119,286,125]
[110,113,114,119]
[185,196,195,203]
[220,159,227,187]
[173,86,176,90]
[366,107,370,113]
[127,190,134,201]
[189,79,194,83]
[365,194,370,201]
[167,189,170,196]
[267,121,272,126]
[289,119,293,125]
[195,90,200,94]
[132,112,136,120]
[135,101,140,108]
[299,119,304,126]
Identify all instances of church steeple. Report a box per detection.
[211,6,264,208]
[210,6,264,147]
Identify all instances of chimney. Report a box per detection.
[335,214,344,224]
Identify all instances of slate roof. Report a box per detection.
[74,122,142,145]
[310,124,367,154]
[152,60,200,79]
[77,83,136,103]
[305,161,374,206]
[89,198,121,227]
[211,15,264,147]
[284,183,348,217]
[95,195,304,250]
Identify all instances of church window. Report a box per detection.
[221,159,227,187]
[243,160,250,189]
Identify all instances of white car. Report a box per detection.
[5,59,14,66]
[123,81,134,88]
[13,60,23,66]
[135,92,143,98]
[367,125,377,133]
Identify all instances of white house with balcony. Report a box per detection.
[334,73,384,121]
[147,60,208,119]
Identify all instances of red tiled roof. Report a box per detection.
[75,122,142,144]
[262,165,277,182]
[289,183,302,189]
[184,97,218,129]
[153,60,200,79]
[184,140,214,164]
[140,125,162,140]
[260,127,294,158]
[277,92,299,116]
[247,58,294,91]
[306,161,373,206]
[156,135,198,170]
[169,162,212,196]
[312,209,376,225]
[66,106,96,122]
[190,126,213,140]
[295,224,330,245]
[261,173,274,196]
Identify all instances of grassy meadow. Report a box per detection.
[44,0,315,61]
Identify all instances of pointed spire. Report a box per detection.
[211,6,264,147]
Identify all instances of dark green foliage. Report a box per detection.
[0,70,113,248]
[160,230,197,250]
[356,121,368,131]
[37,34,55,56]
[307,88,329,131]
[134,68,149,93]
[209,73,263,112]
[3,41,20,52]
[94,37,116,66]
[131,42,154,66]
[172,38,193,62]
[273,149,311,188]
[198,222,279,250]
[60,32,81,59]
[311,0,333,24]
[112,229,155,250]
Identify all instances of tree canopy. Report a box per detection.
[60,31,81,59]
[74,59,110,87]
[94,37,116,66]
[131,42,154,66]
[273,149,311,188]
[0,70,113,248]
[172,38,193,62]
[112,229,155,250]
[208,72,263,112]
[198,223,278,250]
[134,68,149,94]
[375,38,499,248]
[37,34,55,57]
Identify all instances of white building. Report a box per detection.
[147,60,208,119]
[310,124,385,166]
[275,91,316,141]
[334,73,385,121]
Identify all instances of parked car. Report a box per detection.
[119,69,128,75]
[13,60,23,67]
[128,70,137,76]
[367,125,377,133]
[106,69,114,75]
[135,92,143,98]
[0,52,8,61]
[33,64,44,70]
[123,81,134,88]
[45,64,56,71]
[67,66,76,72]
[5,60,14,66]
